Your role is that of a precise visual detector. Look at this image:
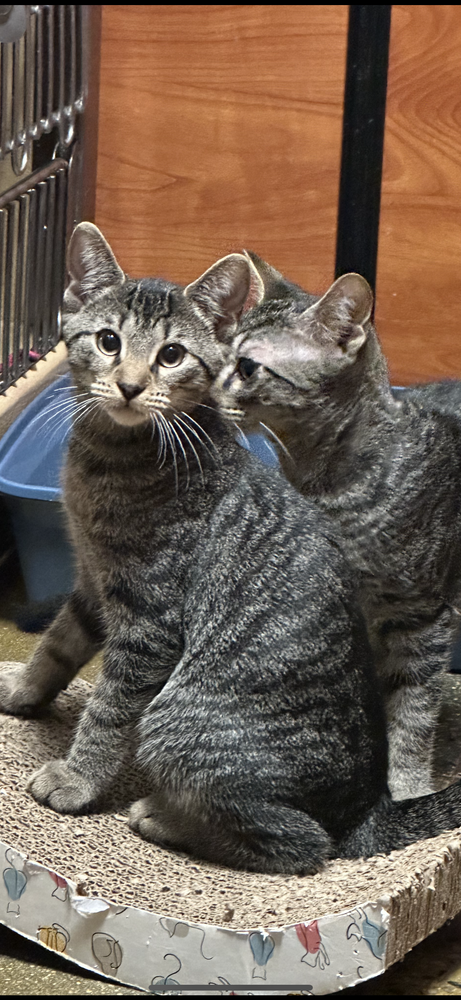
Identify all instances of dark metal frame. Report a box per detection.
[335,5,392,296]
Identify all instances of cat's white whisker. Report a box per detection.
[161,415,179,495]
[177,411,221,464]
[174,412,217,469]
[156,412,169,468]
[72,398,102,428]
[48,386,88,403]
[39,397,91,436]
[47,386,90,406]
[259,421,293,462]
[158,418,168,466]
[39,416,73,449]
[34,394,89,419]
[39,401,77,427]
[232,422,250,450]
[173,417,205,487]
[174,414,206,485]
[170,419,191,491]
[150,412,165,462]
[262,438,278,461]
[179,397,217,415]
[38,396,101,451]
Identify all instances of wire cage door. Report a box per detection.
[0,4,100,394]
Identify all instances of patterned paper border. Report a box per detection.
[0,839,389,994]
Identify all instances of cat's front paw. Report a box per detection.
[0,662,47,716]
[27,760,98,813]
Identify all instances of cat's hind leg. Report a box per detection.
[129,794,332,875]
[380,607,453,800]
[0,586,105,716]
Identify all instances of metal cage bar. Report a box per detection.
[0,5,100,394]
[0,5,84,169]
[0,162,69,393]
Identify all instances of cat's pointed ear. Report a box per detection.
[64,222,125,310]
[184,253,264,342]
[308,273,373,357]
[243,250,295,301]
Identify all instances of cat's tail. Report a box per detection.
[338,782,461,858]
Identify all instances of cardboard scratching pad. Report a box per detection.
[1,668,461,994]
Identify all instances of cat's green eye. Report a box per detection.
[157,343,186,368]
[237,357,261,380]
[97,330,121,356]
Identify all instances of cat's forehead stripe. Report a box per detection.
[122,279,174,327]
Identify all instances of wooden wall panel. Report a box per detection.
[96,5,461,384]
[377,5,461,383]
[95,5,347,291]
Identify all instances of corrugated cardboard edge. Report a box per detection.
[3,831,461,992]
[382,837,461,965]
[0,343,69,438]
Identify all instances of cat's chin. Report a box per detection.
[106,405,150,428]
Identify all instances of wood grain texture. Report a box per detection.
[95,5,347,292]
[376,5,461,383]
[95,5,461,383]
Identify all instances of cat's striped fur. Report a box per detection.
[212,253,461,802]
[2,228,461,873]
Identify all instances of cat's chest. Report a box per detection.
[67,458,151,523]
[63,450,206,568]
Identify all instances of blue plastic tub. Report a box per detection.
[0,373,74,600]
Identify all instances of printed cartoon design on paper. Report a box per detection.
[2,848,28,914]
[149,952,182,992]
[296,920,330,971]
[159,916,213,960]
[0,832,391,994]
[346,907,387,960]
[92,931,123,977]
[249,930,275,979]
[38,922,70,953]
[49,870,68,902]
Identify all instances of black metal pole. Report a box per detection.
[335,5,392,296]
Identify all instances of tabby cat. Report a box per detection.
[213,253,461,802]
[394,379,461,416]
[2,228,461,874]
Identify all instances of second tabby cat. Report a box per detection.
[213,253,461,801]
